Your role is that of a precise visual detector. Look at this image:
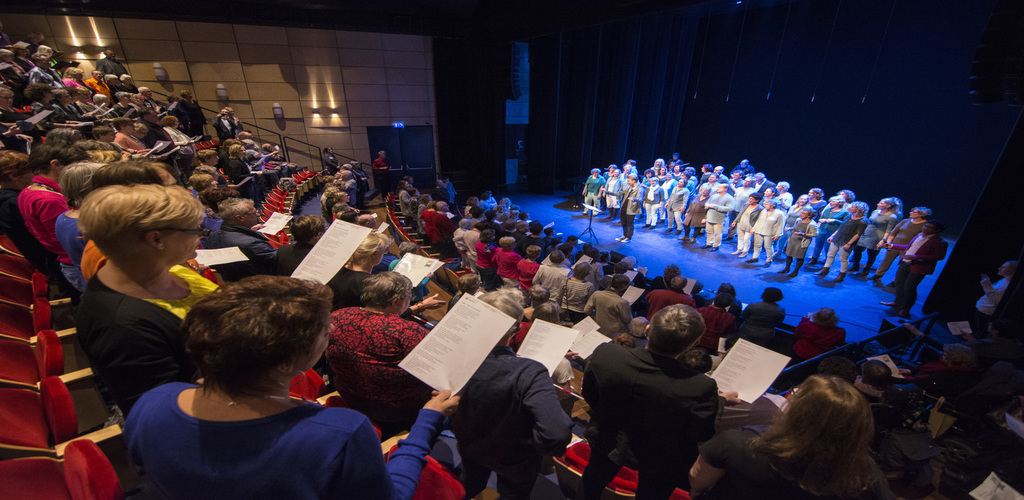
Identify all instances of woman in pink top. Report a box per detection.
[494,236,522,288]
[516,245,542,290]
[475,229,498,291]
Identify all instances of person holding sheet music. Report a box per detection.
[223,144,258,202]
[204,197,277,281]
[579,305,719,499]
[450,289,572,500]
[327,272,436,437]
[125,275,460,499]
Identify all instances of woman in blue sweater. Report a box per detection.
[125,275,459,499]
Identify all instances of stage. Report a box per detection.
[510,191,956,343]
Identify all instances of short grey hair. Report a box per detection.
[217,197,254,221]
[479,289,525,339]
[360,272,412,309]
[58,162,104,209]
[92,94,110,104]
[114,91,130,100]
[647,305,705,357]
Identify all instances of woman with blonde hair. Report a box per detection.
[689,375,892,499]
[77,184,219,414]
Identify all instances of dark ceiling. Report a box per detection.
[4,0,709,41]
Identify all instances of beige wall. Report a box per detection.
[1,13,437,169]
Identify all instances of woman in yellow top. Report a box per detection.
[77,183,218,414]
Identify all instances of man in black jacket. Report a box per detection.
[204,197,277,281]
[578,304,719,499]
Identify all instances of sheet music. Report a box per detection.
[572,316,601,333]
[392,253,443,285]
[866,354,905,378]
[637,267,647,276]
[234,176,252,188]
[399,294,517,393]
[517,319,578,375]
[375,222,389,234]
[581,203,603,213]
[623,270,638,281]
[946,321,972,336]
[575,254,593,265]
[569,329,611,359]
[194,247,248,266]
[711,339,791,402]
[290,220,373,283]
[259,212,292,235]
[23,110,53,125]
[683,279,697,295]
[622,285,644,305]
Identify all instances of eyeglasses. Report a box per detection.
[161,227,211,237]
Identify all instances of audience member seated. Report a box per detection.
[124,275,459,499]
[451,289,573,500]
[791,307,846,362]
[584,274,632,336]
[689,375,894,499]
[326,232,393,310]
[326,272,435,437]
[854,360,893,403]
[736,287,785,347]
[276,215,324,276]
[903,344,982,398]
[204,197,278,281]
[448,273,481,312]
[77,184,218,413]
[646,276,696,319]
[696,293,737,354]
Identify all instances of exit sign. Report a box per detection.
[392,122,405,128]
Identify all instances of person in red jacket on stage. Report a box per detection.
[880,221,948,319]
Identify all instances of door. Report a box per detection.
[366,125,436,189]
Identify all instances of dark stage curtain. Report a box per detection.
[433,39,512,193]
[526,10,701,193]
[925,107,1024,322]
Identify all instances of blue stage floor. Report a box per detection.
[509,191,953,343]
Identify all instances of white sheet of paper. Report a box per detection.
[24,110,53,125]
[570,329,611,359]
[572,316,601,333]
[399,294,517,392]
[637,267,647,276]
[947,321,972,336]
[375,222,389,234]
[866,354,905,378]
[259,212,292,235]
[1006,413,1024,441]
[517,320,578,375]
[393,253,443,285]
[194,247,248,266]
[544,222,555,229]
[290,221,373,283]
[684,279,697,295]
[235,176,252,188]
[711,339,791,402]
[623,270,638,281]
[445,212,456,219]
[970,472,1023,500]
[622,286,644,305]
[575,254,593,265]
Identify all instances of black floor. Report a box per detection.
[509,191,954,343]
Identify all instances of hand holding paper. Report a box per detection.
[711,339,790,402]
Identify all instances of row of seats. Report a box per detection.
[0,244,134,498]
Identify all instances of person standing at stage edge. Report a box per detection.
[372,150,392,195]
[617,174,643,243]
[582,168,605,216]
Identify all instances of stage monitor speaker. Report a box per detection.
[609,251,626,264]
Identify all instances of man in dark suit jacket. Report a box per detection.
[579,304,719,499]
[204,198,277,281]
[753,172,776,195]
[213,107,242,141]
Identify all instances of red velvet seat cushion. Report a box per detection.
[0,456,72,500]
[0,253,35,280]
[63,439,124,500]
[0,302,34,340]
[0,338,40,384]
[0,388,50,448]
[40,376,78,444]
[288,369,325,401]
[36,329,64,379]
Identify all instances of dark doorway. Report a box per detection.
[366,125,437,188]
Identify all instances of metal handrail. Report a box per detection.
[146,88,364,169]
[769,312,941,393]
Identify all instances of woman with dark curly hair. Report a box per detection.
[736,287,785,347]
